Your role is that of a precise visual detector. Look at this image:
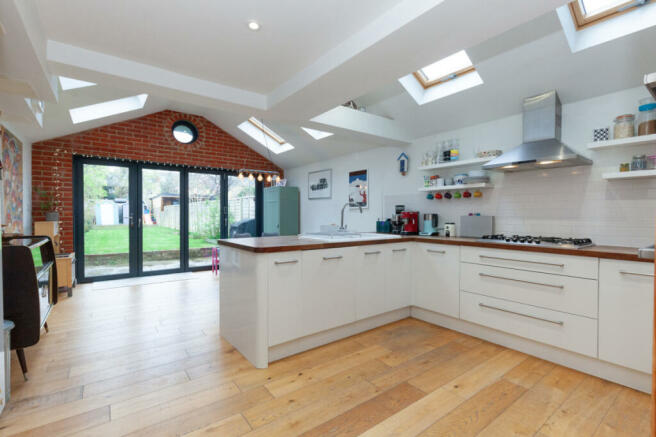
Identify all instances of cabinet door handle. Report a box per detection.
[274,260,298,265]
[479,273,564,289]
[619,270,655,278]
[478,303,564,326]
[323,255,343,260]
[479,255,564,268]
[392,248,407,252]
[364,251,381,255]
[427,249,446,254]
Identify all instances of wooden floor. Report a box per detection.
[0,272,650,436]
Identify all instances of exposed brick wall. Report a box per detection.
[32,110,282,252]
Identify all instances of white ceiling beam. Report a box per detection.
[0,0,58,102]
[46,40,268,112]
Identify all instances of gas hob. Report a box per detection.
[478,234,594,249]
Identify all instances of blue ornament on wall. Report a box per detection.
[397,152,409,176]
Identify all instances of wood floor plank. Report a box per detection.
[244,360,389,429]
[71,385,266,437]
[407,341,502,393]
[358,387,465,437]
[593,387,651,437]
[536,376,622,437]
[233,339,365,392]
[182,414,252,437]
[418,379,526,437]
[478,366,586,437]
[110,379,240,420]
[264,344,390,397]
[7,406,110,437]
[370,340,469,390]
[502,356,556,389]
[299,382,425,437]
[120,387,271,437]
[443,349,528,399]
[241,380,380,437]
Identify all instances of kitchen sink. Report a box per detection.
[298,231,401,242]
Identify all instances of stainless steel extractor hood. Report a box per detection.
[483,91,592,172]
[645,72,656,99]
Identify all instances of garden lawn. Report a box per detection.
[84,225,211,254]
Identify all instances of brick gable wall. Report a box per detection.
[32,110,282,252]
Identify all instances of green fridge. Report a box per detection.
[263,186,299,236]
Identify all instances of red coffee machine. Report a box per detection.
[400,211,419,235]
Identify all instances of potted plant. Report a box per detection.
[35,185,58,221]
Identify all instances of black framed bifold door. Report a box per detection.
[74,158,138,281]
[74,157,253,282]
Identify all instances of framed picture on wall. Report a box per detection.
[308,169,332,199]
[348,169,368,209]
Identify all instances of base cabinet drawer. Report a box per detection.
[460,246,598,279]
[599,259,654,373]
[460,291,597,357]
[460,262,598,318]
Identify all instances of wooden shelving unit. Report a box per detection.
[602,169,656,180]
[417,157,493,170]
[418,182,493,192]
[587,134,656,150]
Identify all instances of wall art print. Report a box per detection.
[348,169,368,209]
[2,125,24,234]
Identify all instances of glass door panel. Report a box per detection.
[82,163,131,278]
[227,176,256,237]
[188,172,221,267]
[141,168,181,272]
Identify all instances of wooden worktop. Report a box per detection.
[217,234,650,263]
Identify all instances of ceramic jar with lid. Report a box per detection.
[613,114,635,139]
[638,98,656,136]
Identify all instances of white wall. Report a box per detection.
[1,122,32,234]
[286,86,656,247]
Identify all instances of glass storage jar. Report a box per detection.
[613,114,635,139]
[638,98,656,136]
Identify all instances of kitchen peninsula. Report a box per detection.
[219,234,653,393]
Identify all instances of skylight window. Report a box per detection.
[238,117,294,154]
[414,50,476,89]
[569,0,646,29]
[301,127,334,140]
[59,76,96,91]
[69,94,148,124]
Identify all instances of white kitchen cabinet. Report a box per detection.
[355,245,388,320]
[599,259,654,374]
[460,291,598,357]
[412,243,460,317]
[460,246,598,279]
[301,247,357,336]
[385,243,413,312]
[460,262,598,318]
[267,252,304,346]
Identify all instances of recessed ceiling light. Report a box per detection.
[248,20,260,31]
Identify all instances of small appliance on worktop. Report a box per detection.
[479,234,594,249]
[419,213,439,236]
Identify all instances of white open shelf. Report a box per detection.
[587,133,656,150]
[418,182,493,192]
[602,169,656,180]
[417,156,493,170]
